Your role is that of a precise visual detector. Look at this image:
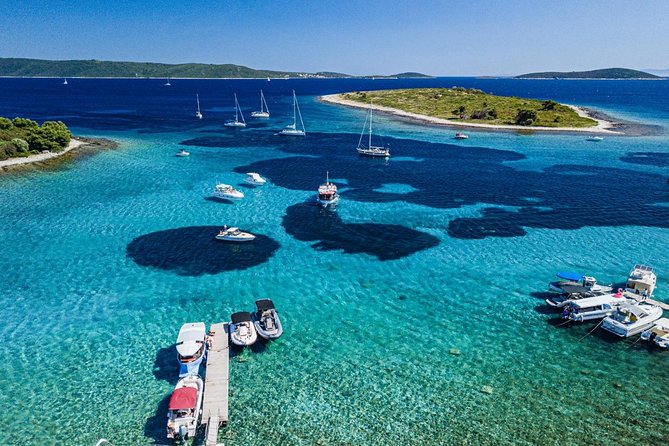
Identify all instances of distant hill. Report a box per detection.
[516,68,663,79]
[394,72,433,78]
[0,58,351,79]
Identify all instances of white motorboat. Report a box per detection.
[212,183,244,200]
[640,318,669,348]
[224,93,246,128]
[561,293,628,322]
[356,102,390,157]
[229,312,258,347]
[586,136,603,142]
[175,322,207,377]
[602,302,663,337]
[548,272,613,295]
[244,172,266,186]
[626,264,657,298]
[251,90,270,118]
[317,171,339,207]
[253,299,283,340]
[175,148,190,157]
[279,90,306,136]
[215,226,256,242]
[454,132,468,140]
[166,374,204,442]
[195,94,203,119]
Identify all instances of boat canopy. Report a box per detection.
[256,299,275,311]
[619,303,650,318]
[571,294,625,308]
[556,272,583,281]
[176,322,206,356]
[168,387,197,410]
[231,312,252,324]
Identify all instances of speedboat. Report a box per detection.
[317,172,339,207]
[244,172,266,186]
[166,374,204,442]
[640,318,669,348]
[548,272,613,295]
[212,183,244,200]
[229,312,258,347]
[561,293,628,322]
[253,299,283,340]
[215,227,256,242]
[175,149,190,157]
[626,264,657,298]
[175,322,207,377]
[586,136,603,142]
[454,132,468,140]
[602,302,663,337]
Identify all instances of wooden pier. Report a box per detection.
[202,322,229,446]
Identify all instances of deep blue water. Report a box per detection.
[1,77,668,446]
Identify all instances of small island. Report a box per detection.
[516,68,663,80]
[322,87,618,133]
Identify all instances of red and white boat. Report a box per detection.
[317,171,339,207]
[166,374,204,441]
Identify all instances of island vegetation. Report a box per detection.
[340,87,598,128]
[516,68,662,79]
[0,117,71,160]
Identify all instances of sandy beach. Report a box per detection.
[0,138,86,169]
[321,94,622,134]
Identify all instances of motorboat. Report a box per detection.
[253,299,283,340]
[195,94,203,119]
[279,90,306,136]
[244,172,266,186]
[212,183,244,200]
[229,312,258,347]
[166,374,204,442]
[602,302,663,337]
[561,293,628,322]
[626,264,657,298]
[356,103,390,157]
[454,132,468,140]
[175,322,207,377]
[548,272,613,295]
[175,148,190,157]
[586,136,603,142]
[251,90,270,118]
[224,93,246,128]
[640,318,669,348]
[215,226,256,242]
[317,171,339,207]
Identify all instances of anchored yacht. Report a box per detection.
[224,93,246,128]
[561,294,628,322]
[175,322,207,377]
[601,302,663,337]
[640,318,669,348]
[212,183,244,200]
[625,264,657,298]
[244,172,266,186]
[175,148,190,157]
[251,90,270,118]
[279,90,305,136]
[215,227,256,242]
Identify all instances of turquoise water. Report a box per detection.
[1,79,669,445]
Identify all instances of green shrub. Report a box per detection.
[12,117,38,129]
[0,117,12,129]
[11,138,29,152]
[515,109,538,126]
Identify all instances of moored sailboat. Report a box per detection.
[357,103,390,157]
[251,90,270,118]
[195,94,203,119]
[279,90,305,136]
[224,93,246,128]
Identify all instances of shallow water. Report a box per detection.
[0,78,668,445]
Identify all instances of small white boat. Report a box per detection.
[267,77,271,82]
[63,78,68,85]
[279,90,306,136]
[561,293,628,322]
[244,172,266,186]
[602,302,663,337]
[317,171,339,207]
[547,272,613,299]
[229,312,258,347]
[640,318,669,348]
[215,226,256,242]
[166,374,204,442]
[195,94,203,119]
[175,148,190,157]
[454,132,468,140]
[165,78,171,86]
[251,90,270,118]
[357,103,390,157]
[175,322,207,377]
[212,183,244,200]
[626,264,656,298]
[224,93,246,128]
[586,136,603,142]
[253,299,283,340]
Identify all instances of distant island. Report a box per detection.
[0,57,431,79]
[516,68,663,79]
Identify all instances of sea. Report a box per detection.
[0,77,668,446]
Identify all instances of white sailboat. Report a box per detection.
[195,94,203,119]
[251,90,270,118]
[279,90,306,136]
[224,93,246,128]
[357,103,390,157]
[165,78,171,86]
[63,78,68,85]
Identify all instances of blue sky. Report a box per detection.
[2,0,668,75]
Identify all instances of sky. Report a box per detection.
[1,0,668,76]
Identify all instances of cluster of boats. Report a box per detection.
[166,299,283,441]
[545,264,668,346]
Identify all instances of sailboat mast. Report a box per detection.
[260,90,264,112]
[292,90,297,127]
[369,103,373,148]
[234,94,239,122]
[196,94,201,113]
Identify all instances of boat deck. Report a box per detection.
[624,291,669,311]
[202,322,229,446]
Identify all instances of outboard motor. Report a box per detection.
[178,424,188,441]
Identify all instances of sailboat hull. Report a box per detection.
[279,129,305,136]
[251,111,270,118]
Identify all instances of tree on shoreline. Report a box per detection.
[0,117,71,160]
